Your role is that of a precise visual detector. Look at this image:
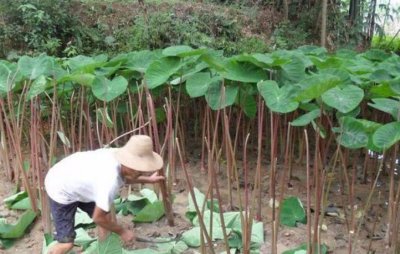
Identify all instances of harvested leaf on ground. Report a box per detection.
[280,196,306,227]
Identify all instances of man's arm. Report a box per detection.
[92,206,134,244]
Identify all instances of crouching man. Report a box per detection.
[44,135,165,254]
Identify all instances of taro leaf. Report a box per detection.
[133,201,165,222]
[0,210,36,238]
[181,225,225,248]
[156,240,189,254]
[311,120,327,139]
[251,221,264,244]
[75,208,93,227]
[290,109,321,127]
[26,75,49,100]
[336,116,369,149]
[58,73,95,87]
[125,50,162,73]
[258,80,299,113]
[228,231,242,248]
[237,86,257,118]
[170,62,208,85]
[231,53,273,68]
[321,85,364,113]
[280,196,306,227]
[0,63,17,95]
[280,56,306,82]
[67,54,108,73]
[222,60,268,83]
[295,74,341,102]
[98,232,122,254]
[185,72,216,98]
[282,243,328,254]
[186,188,207,222]
[75,228,96,250]
[145,57,183,89]
[362,49,391,62]
[205,81,238,110]
[0,239,15,249]
[162,45,194,57]
[10,197,31,210]
[368,98,400,121]
[373,122,400,150]
[4,191,28,208]
[388,77,400,95]
[369,83,398,98]
[57,131,71,148]
[92,76,128,102]
[200,53,226,72]
[369,69,392,83]
[126,199,151,216]
[18,55,55,80]
[140,188,158,203]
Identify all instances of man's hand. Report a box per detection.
[136,172,165,183]
[148,172,165,182]
[121,228,135,247]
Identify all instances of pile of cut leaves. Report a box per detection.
[0,191,37,249]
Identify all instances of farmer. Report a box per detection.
[44,135,165,254]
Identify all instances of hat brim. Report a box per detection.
[114,148,163,172]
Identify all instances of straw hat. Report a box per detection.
[114,135,163,172]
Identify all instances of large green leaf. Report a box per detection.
[0,210,36,238]
[368,98,400,121]
[125,50,162,73]
[75,228,96,250]
[186,188,207,222]
[98,232,123,254]
[75,208,94,227]
[145,57,183,89]
[185,72,215,98]
[336,116,369,149]
[222,60,268,83]
[67,54,108,73]
[58,73,95,87]
[373,122,400,150]
[205,82,238,110]
[321,85,364,113]
[4,191,28,208]
[295,74,341,101]
[280,56,306,82]
[162,45,194,57]
[0,63,15,95]
[156,240,189,254]
[26,75,49,100]
[258,80,299,113]
[19,55,65,79]
[139,188,158,203]
[280,196,306,227]
[92,76,128,102]
[238,87,257,118]
[290,109,321,127]
[10,197,32,210]
[133,201,165,222]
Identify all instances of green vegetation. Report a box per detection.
[372,35,400,53]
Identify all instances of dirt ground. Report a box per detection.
[0,157,394,253]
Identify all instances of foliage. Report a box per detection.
[372,35,400,53]
[271,21,309,50]
[0,0,82,57]
[280,196,307,227]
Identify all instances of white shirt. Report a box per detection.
[45,148,123,212]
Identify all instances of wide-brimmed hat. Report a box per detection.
[114,135,163,172]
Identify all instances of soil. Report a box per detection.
[0,156,394,254]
